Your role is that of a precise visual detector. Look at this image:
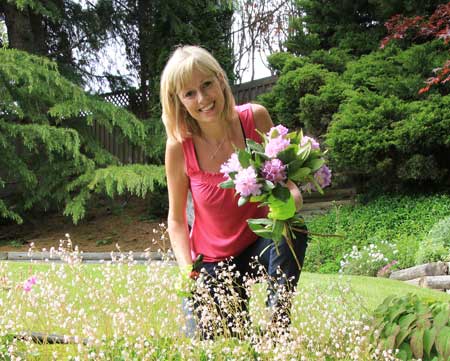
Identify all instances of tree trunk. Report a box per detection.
[390,262,448,281]
[3,2,46,54]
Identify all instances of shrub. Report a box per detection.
[326,92,450,187]
[394,234,420,269]
[339,240,398,276]
[370,293,450,361]
[258,63,334,130]
[299,78,352,137]
[304,193,450,273]
[416,216,450,264]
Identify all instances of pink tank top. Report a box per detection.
[182,104,268,262]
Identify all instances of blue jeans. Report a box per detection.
[182,226,308,338]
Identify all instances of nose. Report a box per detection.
[198,88,208,103]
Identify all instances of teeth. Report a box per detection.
[201,103,214,111]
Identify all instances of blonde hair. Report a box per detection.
[160,45,235,142]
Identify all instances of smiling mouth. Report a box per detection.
[199,102,215,112]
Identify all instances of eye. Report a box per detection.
[203,81,212,88]
[184,90,195,98]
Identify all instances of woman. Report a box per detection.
[160,45,308,338]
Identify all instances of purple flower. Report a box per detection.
[316,165,332,188]
[302,165,332,192]
[265,136,290,158]
[301,136,320,150]
[262,159,287,184]
[220,153,242,179]
[267,125,289,138]
[23,276,37,292]
[234,166,262,197]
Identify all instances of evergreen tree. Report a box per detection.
[0,49,165,224]
[285,0,448,56]
[107,0,234,113]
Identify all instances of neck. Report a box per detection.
[198,123,229,144]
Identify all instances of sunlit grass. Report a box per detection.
[1,255,448,360]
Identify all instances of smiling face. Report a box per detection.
[177,68,225,125]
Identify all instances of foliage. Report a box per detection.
[304,193,450,273]
[326,89,450,187]
[0,48,165,224]
[0,0,119,86]
[339,240,398,277]
[107,0,234,109]
[380,2,450,93]
[371,293,450,361]
[258,61,334,130]
[286,0,447,57]
[416,215,450,264]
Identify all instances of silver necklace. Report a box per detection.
[204,137,227,160]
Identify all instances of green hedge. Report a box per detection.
[303,193,450,274]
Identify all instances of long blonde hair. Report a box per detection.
[160,45,235,142]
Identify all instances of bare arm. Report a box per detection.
[165,139,192,268]
[252,103,303,210]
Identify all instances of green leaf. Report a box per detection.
[219,179,234,189]
[277,145,297,164]
[398,343,413,361]
[297,143,311,161]
[249,194,267,203]
[237,149,251,168]
[289,167,311,182]
[267,194,296,220]
[246,139,264,153]
[238,196,249,207]
[436,326,450,359]
[263,180,275,191]
[305,158,325,172]
[272,219,284,243]
[398,313,416,330]
[389,304,407,322]
[410,328,424,359]
[248,218,273,239]
[272,185,291,202]
[423,327,437,358]
[433,308,450,330]
[396,327,412,348]
[288,159,305,174]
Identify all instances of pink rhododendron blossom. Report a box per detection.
[267,125,289,138]
[262,159,287,184]
[234,166,262,197]
[220,153,242,178]
[265,136,290,158]
[301,136,320,150]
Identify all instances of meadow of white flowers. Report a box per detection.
[0,235,398,360]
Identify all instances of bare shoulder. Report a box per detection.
[165,138,185,168]
[251,103,274,134]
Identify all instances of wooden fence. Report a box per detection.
[97,76,278,164]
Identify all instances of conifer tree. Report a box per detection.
[0,48,166,224]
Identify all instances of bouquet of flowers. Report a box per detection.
[219,125,331,268]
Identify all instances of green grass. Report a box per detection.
[1,261,448,360]
[299,272,450,311]
[3,261,448,309]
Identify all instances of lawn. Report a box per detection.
[1,256,448,360]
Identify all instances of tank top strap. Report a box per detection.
[236,103,262,143]
[181,137,200,176]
